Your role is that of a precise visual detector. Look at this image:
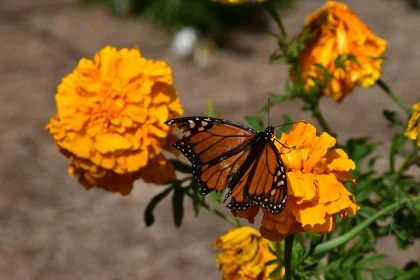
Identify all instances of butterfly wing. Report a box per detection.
[165,117,257,195]
[226,141,287,214]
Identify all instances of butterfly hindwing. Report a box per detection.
[227,141,287,214]
[165,117,257,195]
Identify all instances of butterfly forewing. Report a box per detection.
[165,117,257,195]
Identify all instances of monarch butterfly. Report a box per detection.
[165,116,291,215]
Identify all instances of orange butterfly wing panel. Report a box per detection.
[227,141,287,214]
[165,117,257,195]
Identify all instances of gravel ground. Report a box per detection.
[1,0,419,279]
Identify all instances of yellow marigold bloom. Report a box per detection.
[213,0,267,4]
[233,122,359,241]
[46,46,183,195]
[295,1,387,102]
[405,103,420,147]
[215,226,284,280]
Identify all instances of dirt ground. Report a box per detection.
[1,0,419,279]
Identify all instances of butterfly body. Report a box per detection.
[165,117,287,214]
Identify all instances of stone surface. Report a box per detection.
[1,0,419,279]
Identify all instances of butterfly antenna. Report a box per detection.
[267,98,271,127]
[273,120,307,129]
[274,139,296,150]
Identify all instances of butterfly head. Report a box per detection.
[264,126,275,139]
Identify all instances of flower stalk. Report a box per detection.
[185,191,241,227]
[262,2,289,52]
[312,101,335,136]
[377,79,410,114]
[313,195,420,257]
[284,235,295,280]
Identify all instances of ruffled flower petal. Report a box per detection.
[215,227,283,280]
[46,46,183,194]
[292,1,387,102]
[234,122,359,242]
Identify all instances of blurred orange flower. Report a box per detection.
[405,103,420,147]
[46,46,183,195]
[234,122,359,241]
[294,1,387,102]
[215,226,284,280]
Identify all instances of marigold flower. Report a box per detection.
[294,1,387,102]
[233,122,359,241]
[405,103,420,147]
[46,46,183,195]
[215,226,284,280]
[213,0,267,4]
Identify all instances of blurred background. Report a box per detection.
[1,0,420,279]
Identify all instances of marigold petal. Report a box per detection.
[259,227,285,242]
[124,150,148,172]
[125,104,148,123]
[232,205,260,224]
[69,134,92,158]
[303,215,336,234]
[294,1,387,102]
[317,174,341,203]
[405,103,420,144]
[287,171,317,203]
[292,202,327,227]
[214,227,260,249]
[139,154,176,184]
[95,133,133,154]
[325,149,356,171]
[304,132,336,172]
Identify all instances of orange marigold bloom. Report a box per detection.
[215,226,284,280]
[46,46,183,195]
[233,122,359,241]
[294,1,387,102]
[405,103,420,147]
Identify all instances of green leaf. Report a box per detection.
[245,115,264,131]
[169,159,192,174]
[373,265,406,280]
[398,267,420,280]
[390,133,408,171]
[208,190,224,204]
[391,223,409,246]
[313,63,332,86]
[275,114,294,136]
[268,264,283,278]
[353,270,368,280]
[356,254,386,269]
[172,185,185,227]
[191,184,204,216]
[383,110,402,126]
[342,254,363,269]
[265,259,280,267]
[269,92,290,103]
[207,99,215,117]
[144,186,173,227]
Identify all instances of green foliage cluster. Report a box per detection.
[80,0,293,40]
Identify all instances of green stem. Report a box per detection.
[377,79,411,114]
[185,192,241,227]
[397,151,418,177]
[313,101,335,137]
[284,234,295,280]
[313,196,420,257]
[262,2,288,51]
